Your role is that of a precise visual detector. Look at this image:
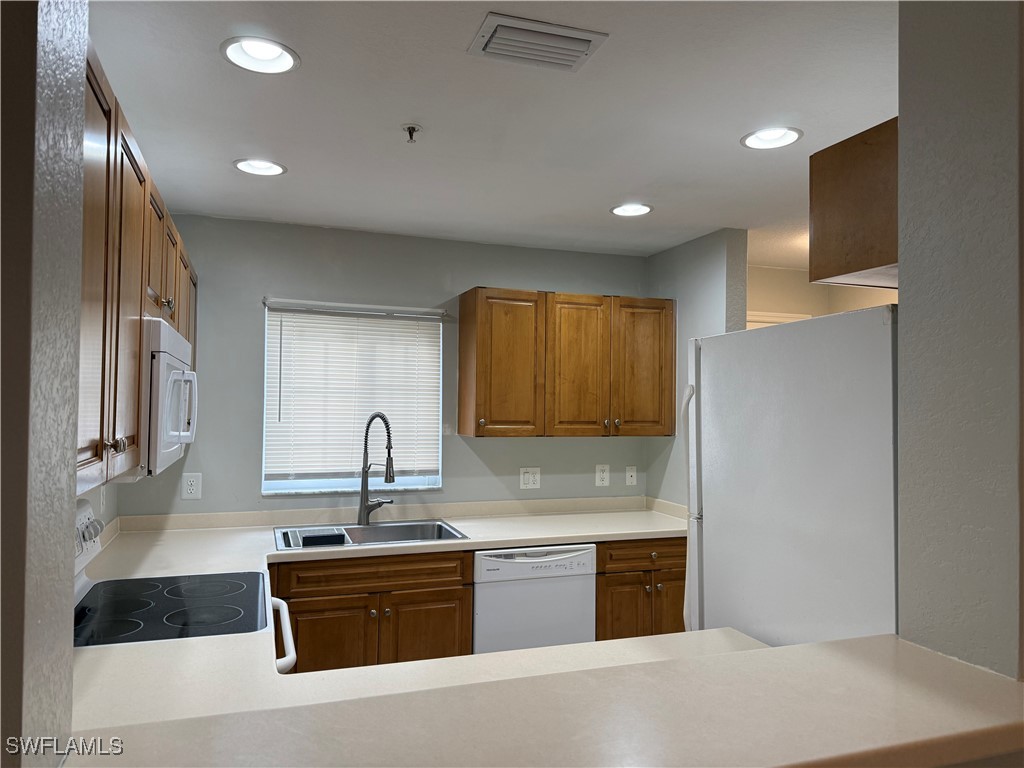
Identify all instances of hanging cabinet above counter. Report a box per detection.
[457,287,675,438]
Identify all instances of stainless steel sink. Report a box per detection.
[274,520,467,550]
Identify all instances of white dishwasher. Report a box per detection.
[473,544,596,654]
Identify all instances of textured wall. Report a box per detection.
[898,1,1022,678]
[0,0,88,763]
[644,229,748,505]
[117,215,655,516]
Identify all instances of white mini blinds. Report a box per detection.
[262,303,442,495]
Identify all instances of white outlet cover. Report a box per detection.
[520,467,541,490]
[626,465,638,486]
[596,464,610,487]
[182,473,203,500]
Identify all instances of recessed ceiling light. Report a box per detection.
[234,159,286,176]
[221,37,300,74]
[611,203,652,217]
[741,127,803,150]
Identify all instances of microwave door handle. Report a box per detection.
[182,371,198,443]
[164,370,187,440]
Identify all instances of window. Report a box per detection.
[262,304,442,495]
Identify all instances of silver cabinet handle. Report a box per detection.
[384,608,392,617]
[651,552,658,560]
[645,585,652,593]
[369,609,377,618]
[162,296,175,312]
[604,419,610,427]
[656,583,664,591]
[104,437,127,453]
[614,419,622,427]
[478,418,486,426]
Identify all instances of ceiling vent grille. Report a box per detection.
[468,13,608,73]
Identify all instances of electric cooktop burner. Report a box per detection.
[74,572,266,647]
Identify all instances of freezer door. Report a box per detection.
[695,306,897,646]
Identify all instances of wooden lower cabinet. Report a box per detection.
[596,571,652,640]
[379,586,473,664]
[276,553,473,673]
[289,593,379,673]
[596,538,687,641]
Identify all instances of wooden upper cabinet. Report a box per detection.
[545,293,611,436]
[142,184,166,317]
[78,49,115,495]
[611,297,675,436]
[161,221,179,325]
[105,105,149,480]
[458,287,545,436]
[809,117,898,287]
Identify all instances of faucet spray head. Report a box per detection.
[384,452,395,484]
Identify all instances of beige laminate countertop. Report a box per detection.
[71,510,1024,767]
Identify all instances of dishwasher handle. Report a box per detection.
[272,597,296,674]
[479,549,593,564]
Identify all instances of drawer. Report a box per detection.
[597,537,686,573]
[277,551,473,599]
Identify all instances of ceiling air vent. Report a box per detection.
[468,13,608,73]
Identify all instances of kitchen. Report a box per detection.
[2,1,1024,768]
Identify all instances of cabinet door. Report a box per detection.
[652,569,686,634]
[288,594,380,672]
[78,51,115,495]
[545,293,611,436]
[458,288,545,436]
[173,246,190,334]
[105,106,148,480]
[379,586,473,664]
[596,571,652,640]
[610,297,675,436]
[161,220,179,326]
[142,185,166,317]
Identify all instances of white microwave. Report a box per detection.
[141,318,197,476]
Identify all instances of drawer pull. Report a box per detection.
[651,552,658,560]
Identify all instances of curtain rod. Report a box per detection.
[263,297,448,320]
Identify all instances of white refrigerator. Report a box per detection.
[686,305,897,646]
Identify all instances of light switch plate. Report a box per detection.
[520,467,541,490]
[626,466,637,486]
[182,473,203,500]
[596,464,610,487]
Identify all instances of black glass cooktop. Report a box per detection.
[74,572,266,647]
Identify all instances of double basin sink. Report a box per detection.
[274,520,467,550]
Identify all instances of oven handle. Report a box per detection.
[272,597,296,674]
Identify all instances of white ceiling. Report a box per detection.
[89,1,897,264]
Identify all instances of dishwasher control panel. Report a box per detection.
[473,544,597,583]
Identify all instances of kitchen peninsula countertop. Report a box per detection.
[71,509,1023,766]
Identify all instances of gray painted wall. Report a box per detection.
[644,229,748,506]
[0,0,88,761]
[898,1,1022,678]
[118,215,673,516]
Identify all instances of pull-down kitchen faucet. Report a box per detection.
[357,412,395,525]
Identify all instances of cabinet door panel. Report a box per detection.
[596,571,651,640]
[611,297,675,436]
[78,54,115,494]
[106,108,148,479]
[187,273,197,367]
[545,293,611,436]
[379,586,473,664]
[161,222,178,325]
[174,248,190,333]
[143,187,165,317]
[460,288,545,436]
[652,569,686,634]
[289,594,379,672]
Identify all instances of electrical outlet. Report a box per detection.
[626,466,638,486]
[596,464,610,487]
[520,467,541,490]
[182,473,202,500]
